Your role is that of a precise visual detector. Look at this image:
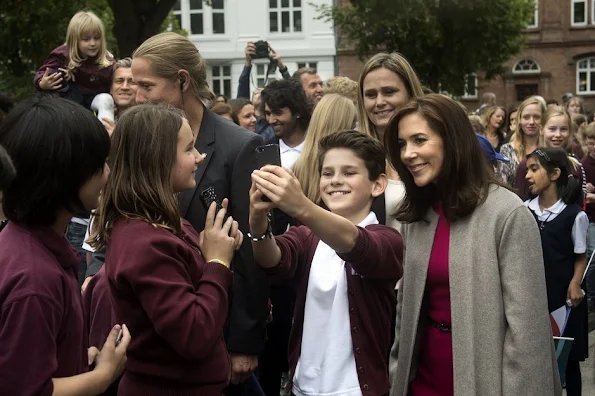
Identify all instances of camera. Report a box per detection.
[252,40,270,59]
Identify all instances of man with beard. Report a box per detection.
[261,79,312,169]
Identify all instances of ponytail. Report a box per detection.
[561,174,581,206]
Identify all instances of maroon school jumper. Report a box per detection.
[409,205,454,396]
[34,44,113,96]
[105,218,232,396]
[0,222,87,396]
[581,154,595,222]
[264,224,403,396]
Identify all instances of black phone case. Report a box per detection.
[200,187,223,213]
[255,144,281,202]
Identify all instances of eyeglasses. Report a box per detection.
[534,149,551,162]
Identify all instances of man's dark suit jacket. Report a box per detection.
[179,108,268,356]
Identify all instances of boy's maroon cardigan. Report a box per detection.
[105,218,233,396]
[263,223,403,396]
[34,44,113,96]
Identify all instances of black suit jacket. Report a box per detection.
[179,108,268,356]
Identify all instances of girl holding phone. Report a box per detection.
[90,103,243,395]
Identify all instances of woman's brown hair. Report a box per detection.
[89,103,186,249]
[385,94,506,223]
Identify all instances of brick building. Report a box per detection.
[336,0,595,113]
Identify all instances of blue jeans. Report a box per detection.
[585,223,595,300]
[225,374,265,396]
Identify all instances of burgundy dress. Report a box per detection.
[409,205,454,396]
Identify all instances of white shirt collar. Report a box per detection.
[279,139,305,154]
[527,197,565,216]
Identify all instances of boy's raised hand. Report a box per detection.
[251,165,310,218]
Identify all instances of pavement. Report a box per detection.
[565,311,595,394]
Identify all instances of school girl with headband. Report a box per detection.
[514,106,586,202]
[35,11,114,110]
[524,147,589,396]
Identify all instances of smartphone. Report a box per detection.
[255,144,282,202]
[115,328,123,346]
[200,187,224,214]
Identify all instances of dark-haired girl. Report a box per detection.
[524,147,589,396]
[386,94,561,396]
[0,96,128,395]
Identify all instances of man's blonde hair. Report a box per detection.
[133,32,215,104]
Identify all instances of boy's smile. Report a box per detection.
[320,148,385,224]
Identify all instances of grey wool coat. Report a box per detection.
[389,185,562,396]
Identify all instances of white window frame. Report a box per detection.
[576,57,595,95]
[211,65,232,98]
[571,0,588,27]
[462,73,478,100]
[254,62,278,88]
[269,0,303,33]
[592,0,595,24]
[513,58,541,74]
[297,61,318,70]
[211,0,225,34]
[174,0,226,36]
[527,0,538,29]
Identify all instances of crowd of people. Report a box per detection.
[0,8,594,396]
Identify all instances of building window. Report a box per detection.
[592,0,595,24]
[269,0,302,33]
[527,0,538,28]
[577,57,595,95]
[174,0,226,35]
[297,61,317,70]
[572,0,587,26]
[255,64,278,88]
[212,65,232,98]
[516,84,539,102]
[212,0,225,34]
[189,0,204,34]
[173,0,183,29]
[513,58,541,74]
[462,74,478,99]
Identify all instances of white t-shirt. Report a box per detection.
[279,139,304,170]
[524,198,588,253]
[292,213,378,396]
[384,179,405,232]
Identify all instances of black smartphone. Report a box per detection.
[255,144,282,202]
[200,187,224,214]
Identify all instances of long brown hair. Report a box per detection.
[385,94,506,223]
[357,53,425,141]
[89,104,186,249]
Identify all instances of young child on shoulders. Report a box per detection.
[249,129,403,396]
[524,147,589,395]
[35,11,114,110]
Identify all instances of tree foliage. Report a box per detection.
[315,0,535,95]
[0,0,185,99]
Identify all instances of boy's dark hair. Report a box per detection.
[0,95,110,226]
[527,147,581,205]
[318,129,386,181]
[260,79,312,132]
[0,145,16,190]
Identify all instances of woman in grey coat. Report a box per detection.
[384,94,562,396]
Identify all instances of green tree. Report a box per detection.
[315,0,535,95]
